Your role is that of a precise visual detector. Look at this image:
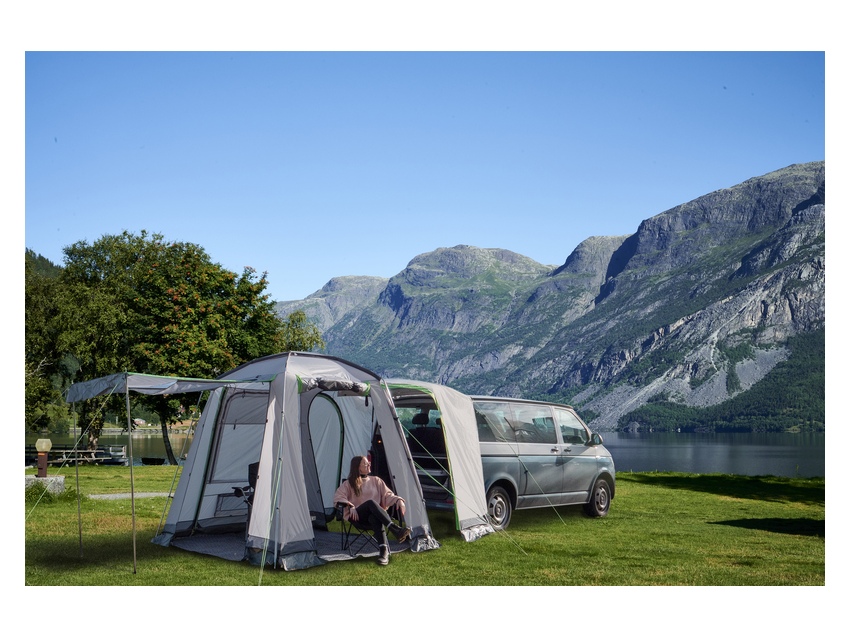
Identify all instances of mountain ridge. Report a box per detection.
[276,161,825,430]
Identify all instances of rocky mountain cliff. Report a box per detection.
[277,162,825,430]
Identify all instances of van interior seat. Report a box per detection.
[412,412,430,426]
[408,427,446,455]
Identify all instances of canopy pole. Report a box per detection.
[73,404,83,558]
[124,380,138,574]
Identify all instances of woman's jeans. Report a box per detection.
[353,500,392,546]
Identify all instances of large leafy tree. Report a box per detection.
[24,251,71,432]
[56,230,324,463]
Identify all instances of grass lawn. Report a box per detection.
[24,466,824,587]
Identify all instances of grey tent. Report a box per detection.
[387,379,493,542]
[66,352,439,571]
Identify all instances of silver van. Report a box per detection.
[391,386,615,530]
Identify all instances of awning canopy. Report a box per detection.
[65,371,274,403]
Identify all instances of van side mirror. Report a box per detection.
[590,432,603,446]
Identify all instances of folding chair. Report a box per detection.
[335,502,383,556]
[232,462,260,542]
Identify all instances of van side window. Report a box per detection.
[473,402,516,443]
[555,408,589,444]
[511,405,557,444]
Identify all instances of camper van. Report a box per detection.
[389,382,615,531]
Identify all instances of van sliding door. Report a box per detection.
[509,403,564,507]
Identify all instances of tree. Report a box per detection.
[278,309,325,352]
[25,358,60,432]
[56,231,324,463]
[24,252,70,432]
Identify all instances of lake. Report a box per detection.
[28,430,825,478]
[602,431,825,478]
[26,430,194,466]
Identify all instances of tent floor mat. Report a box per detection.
[169,529,410,565]
[171,532,246,562]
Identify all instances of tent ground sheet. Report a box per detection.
[169,530,411,564]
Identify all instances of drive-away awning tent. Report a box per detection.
[65,352,439,572]
[387,379,493,541]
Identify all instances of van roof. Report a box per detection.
[470,395,575,410]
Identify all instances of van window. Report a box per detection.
[511,404,557,444]
[398,406,446,455]
[473,401,516,443]
[555,408,589,444]
[396,406,441,433]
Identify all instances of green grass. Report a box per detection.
[24,467,824,586]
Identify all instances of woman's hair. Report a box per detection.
[347,455,365,496]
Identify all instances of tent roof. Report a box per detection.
[64,352,380,403]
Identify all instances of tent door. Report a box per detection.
[307,393,344,518]
[208,390,267,523]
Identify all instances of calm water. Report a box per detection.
[29,430,825,478]
[26,431,194,466]
[602,431,825,478]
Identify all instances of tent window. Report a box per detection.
[209,390,267,484]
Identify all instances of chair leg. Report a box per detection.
[337,503,403,557]
[341,519,382,556]
[351,533,382,556]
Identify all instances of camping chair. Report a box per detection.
[232,462,259,507]
[232,462,260,541]
[335,502,383,556]
[334,502,407,557]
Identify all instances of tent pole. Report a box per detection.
[124,381,138,574]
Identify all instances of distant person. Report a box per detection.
[334,455,410,565]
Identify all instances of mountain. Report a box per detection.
[277,161,825,431]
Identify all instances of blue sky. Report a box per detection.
[6,2,842,623]
[24,51,825,301]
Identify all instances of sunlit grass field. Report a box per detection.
[24,466,824,587]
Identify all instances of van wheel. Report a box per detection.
[487,486,512,531]
[584,478,611,517]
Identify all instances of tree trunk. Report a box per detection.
[160,422,178,465]
[85,406,103,451]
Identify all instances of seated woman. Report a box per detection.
[333,455,410,565]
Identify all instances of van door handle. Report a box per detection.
[551,447,559,453]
